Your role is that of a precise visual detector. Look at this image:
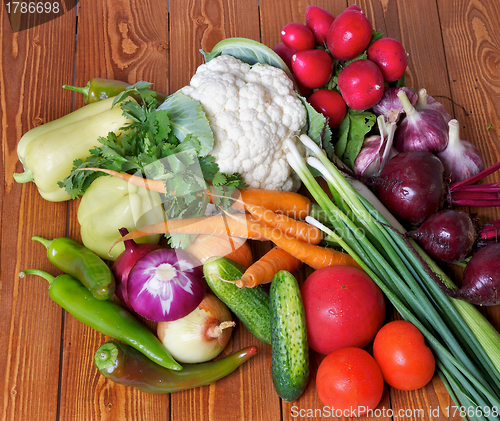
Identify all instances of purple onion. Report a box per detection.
[128,248,206,322]
[112,228,163,310]
[394,89,449,153]
[437,119,485,183]
[372,87,417,124]
[415,88,452,123]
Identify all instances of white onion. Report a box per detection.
[157,293,235,363]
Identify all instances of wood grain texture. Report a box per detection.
[2,0,500,420]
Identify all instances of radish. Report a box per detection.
[272,42,296,70]
[367,37,408,82]
[337,59,385,111]
[307,89,347,128]
[281,22,316,51]
[326,7,372,61]
[406,210,477,263]
[442,242,500,306]
[305,5,335,45]
[292,49,333,89]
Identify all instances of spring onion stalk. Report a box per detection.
[286,135,500,419]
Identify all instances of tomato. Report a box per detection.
[373,320,436,391]
[307,89,347,128]
[316,347,385,416]
[301,266,386,355]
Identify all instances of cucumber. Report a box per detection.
[270,270,310,402]
[203,256,272,345]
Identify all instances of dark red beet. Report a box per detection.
[112,228,163,309]
[445,242,500,306]
[407,210,477,263]
[371,151,446,226]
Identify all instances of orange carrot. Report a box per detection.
[111,214,267,251]
[236,247,302,288]
[78,168,312,219]
[223,213,360,270]
[238,201,321,244]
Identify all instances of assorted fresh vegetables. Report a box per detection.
[12,2,500,416]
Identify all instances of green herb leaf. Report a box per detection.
[299,95,334,159]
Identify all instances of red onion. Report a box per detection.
[112,228,163,310]
[394,89,449,153]
[371,87,417,124]
[127,248,205,322]
[415,88,452,123]
[437,119,485,183]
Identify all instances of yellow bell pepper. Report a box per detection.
[77,175,165,261]
[13,97,133,202]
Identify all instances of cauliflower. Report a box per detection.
[181,55,307,192]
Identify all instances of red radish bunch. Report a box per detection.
[275,4,409,119]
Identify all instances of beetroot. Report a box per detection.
[370,151,446,226]
[407,210,477,263]
[444,242,500,306]
[337,59,385,111]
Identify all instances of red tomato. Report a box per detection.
[316,347,385,416]
[301,266,386,355]
[373,320,436,391]
[307,89,347,128]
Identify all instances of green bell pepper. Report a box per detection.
[13,97,133,202]
[77,175,166,261]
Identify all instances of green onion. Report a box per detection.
[285,135,500,419]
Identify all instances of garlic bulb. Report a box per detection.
[437,119,485,183]
[415,88,452,123]
[372,87,417,124]
[354,115,397,177]
[394,89,449,153]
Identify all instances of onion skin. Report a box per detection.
[407,210,477,263]
[128,248,205,322]
[372,151,446,226]
[445,243,500,306]
[157,293,235,363]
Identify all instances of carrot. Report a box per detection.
[78,168,312,219]
[226,213,360,270]
[236,247,302,288]
[111,214,267,251]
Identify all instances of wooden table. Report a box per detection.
[2,0,500,420]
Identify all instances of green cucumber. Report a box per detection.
[203,256,271,345]
[270,270,310,402]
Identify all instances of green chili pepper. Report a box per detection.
[32,236,115,300]
[62,78,167,104]
[95,340,257,393]
[20,269,182,371]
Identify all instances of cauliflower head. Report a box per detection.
[181,55,307,192]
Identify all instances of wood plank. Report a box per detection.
[437,0,500,366]
[0,4,77,421]
[57,0,171,420]
[168,1,281,420]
